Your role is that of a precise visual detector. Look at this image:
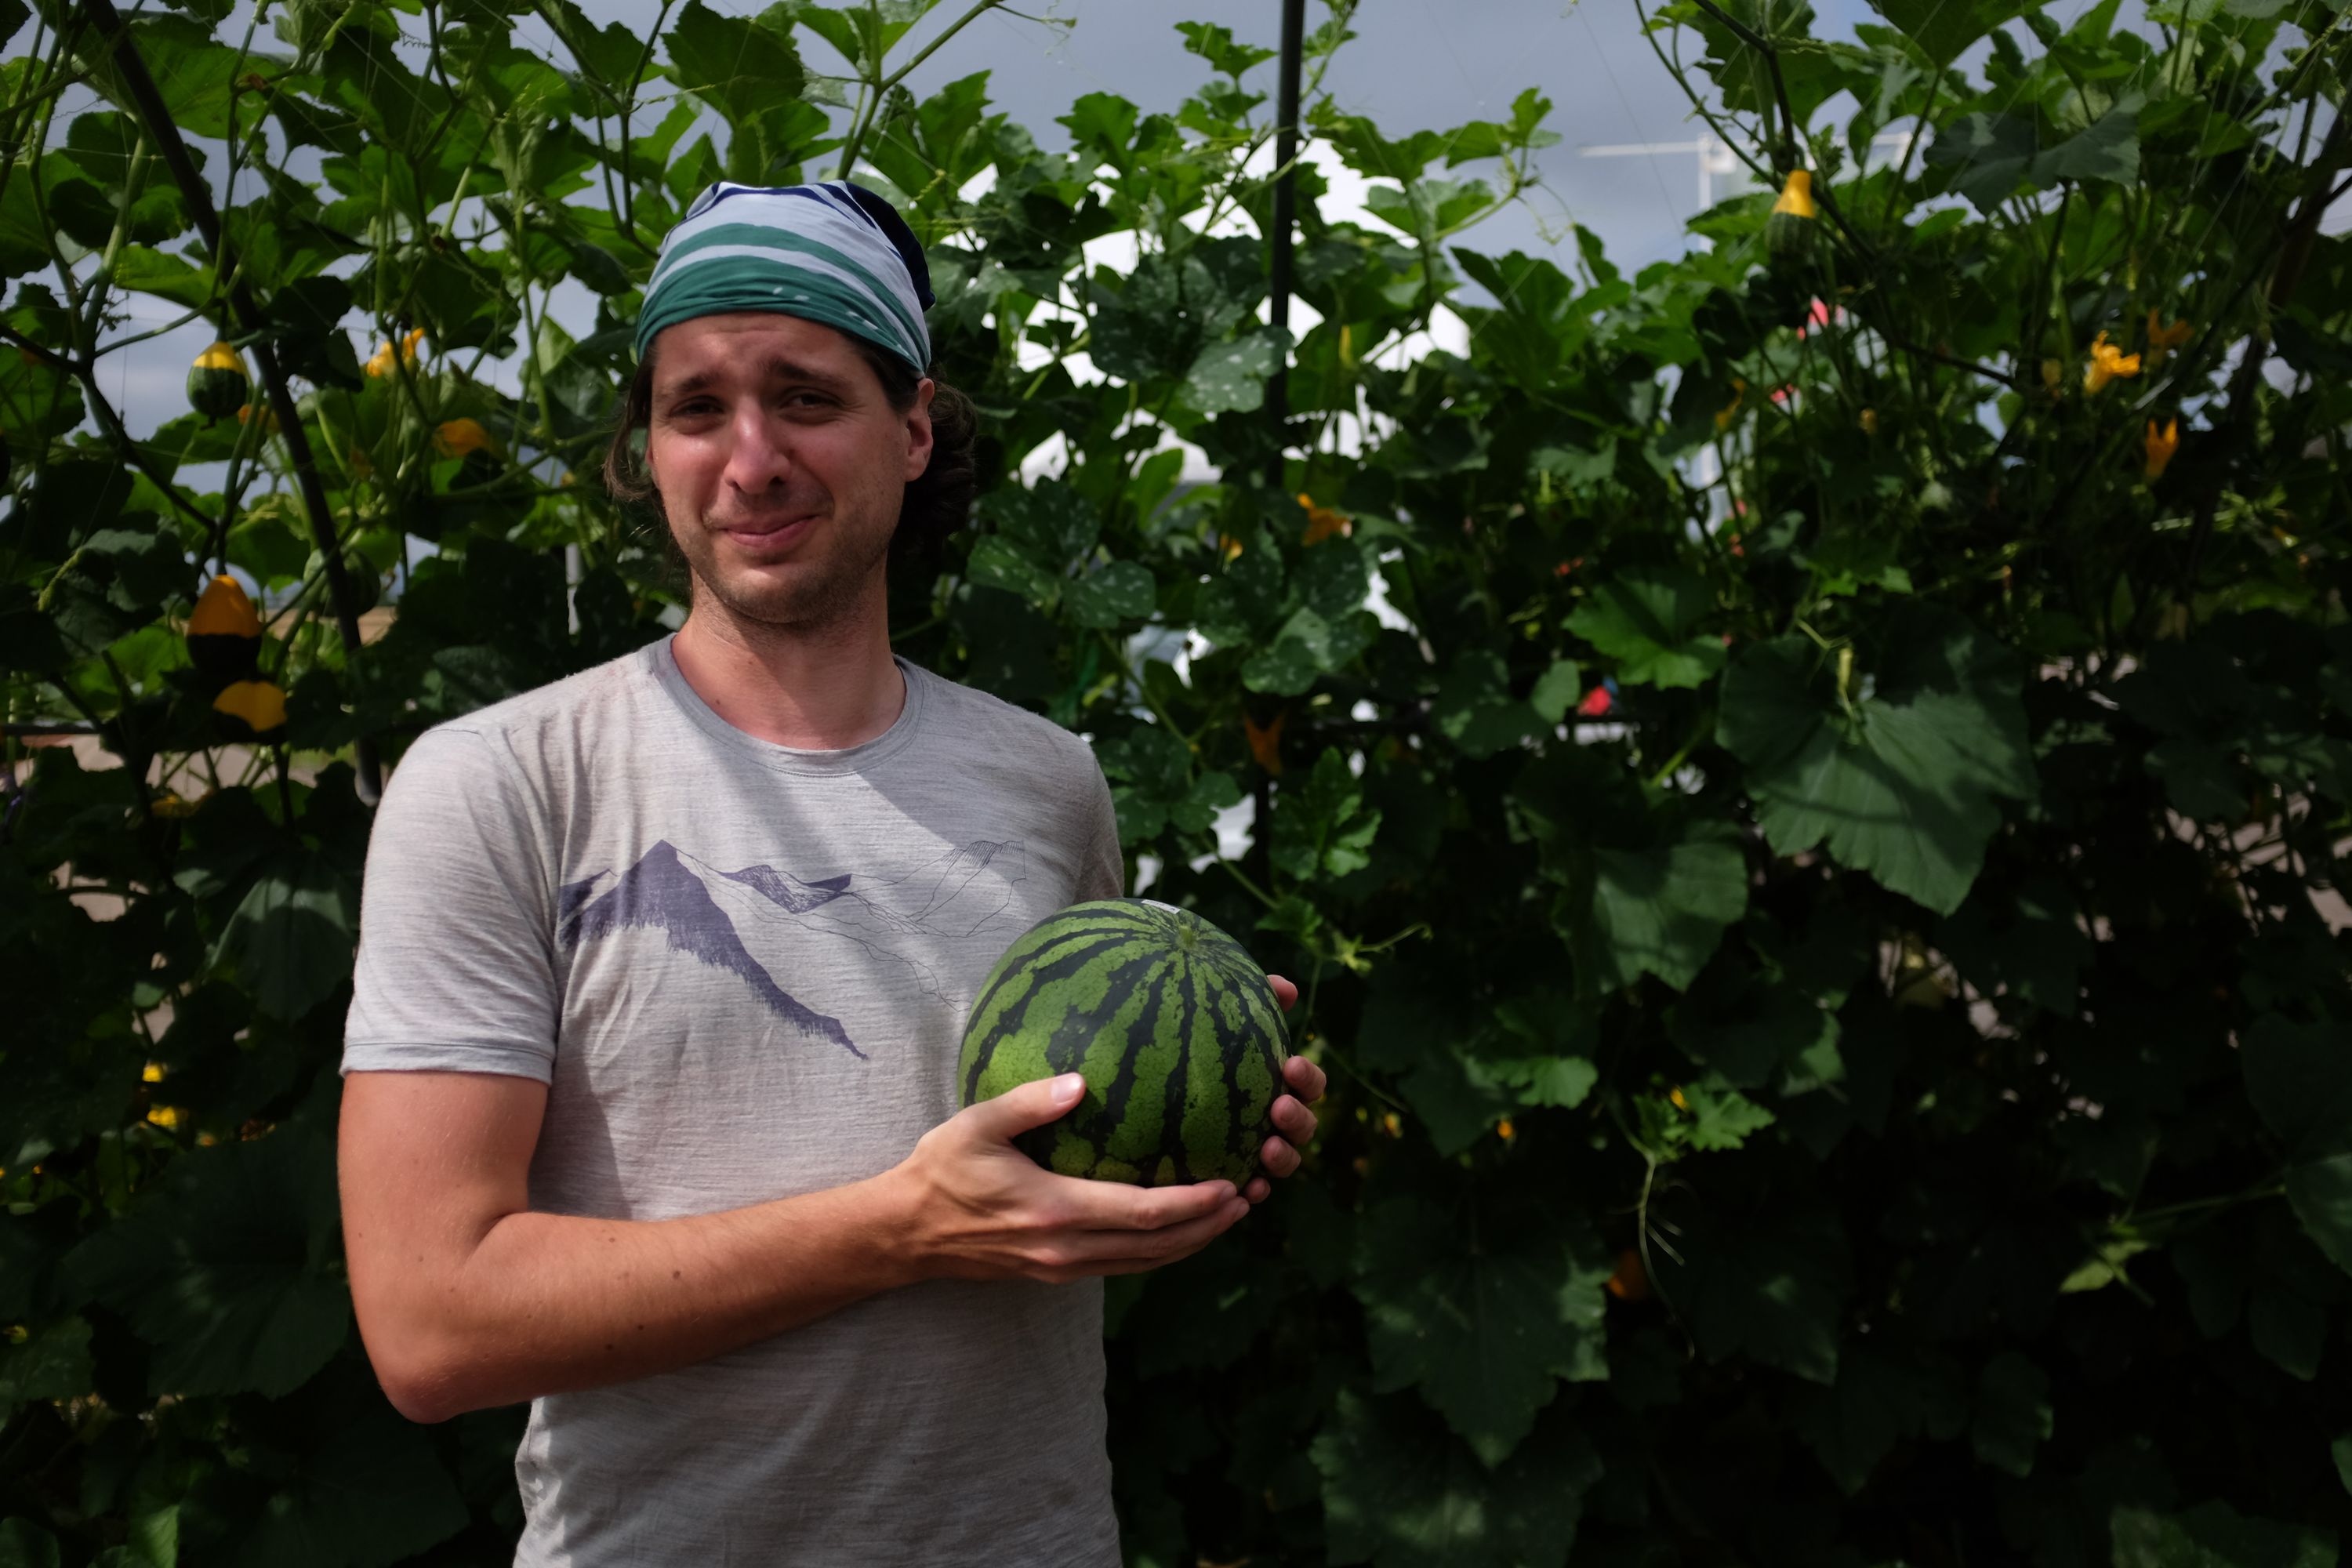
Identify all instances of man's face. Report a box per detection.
[644,311,934,630]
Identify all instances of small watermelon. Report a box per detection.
[187,341,249,423]
[959,898,1287,1187]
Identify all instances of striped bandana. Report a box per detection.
[635,181,935,375]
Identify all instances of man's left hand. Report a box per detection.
[1244,975,1325,1205]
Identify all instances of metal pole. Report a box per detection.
[1264,0,1305,495]
[1250,0,1305,892]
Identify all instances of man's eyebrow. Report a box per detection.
[653,358,855,400]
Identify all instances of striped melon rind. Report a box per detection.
[958,898,1286,1186]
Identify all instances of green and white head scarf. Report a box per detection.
[635,181,935,375]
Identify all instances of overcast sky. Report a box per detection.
[42,0,2270,446]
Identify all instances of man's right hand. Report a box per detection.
[890,1073,1250,1285]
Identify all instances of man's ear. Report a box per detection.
[903,377,937,483]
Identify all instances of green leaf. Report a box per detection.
[1564,564,1726,689]
[964,537,1060,607]
[1936,873,2091,1017]
[1718,609,2034,915]
[1271,748,1381,882]
[1653,1196,1849,1385]
[1791,1341,1965,1494]
[1866,0,2035,66]
[1065,560,1156,628]
[1312,1388,1601,1568]
[2110,1501,2338,1568]
[1354,1196,1611,1465]
[1529,660,1580,724]
[60,1121,349,1399]
[212,848,361,1021]
[2241,1015,2352,1277]
[1432,651,1541,759]
[1679,1076,1777,1151]
[223,1364,469,1568]
[1971,1351,2053,1478]
[0,1520,61,1568]
[2285,1156,2352,1280]
[1563,817,1749,995]
[1181,328,1284,416]
[666,0,806,129]
[0,1316,93,1410]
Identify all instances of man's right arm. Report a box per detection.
[339,1066,1248,1425]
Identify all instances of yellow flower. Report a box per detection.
[2144,309,2192,361]
[1858,408,1878,436]
[1772,169,1817,220]
[365,327,426,379]
[1298,492,1351,545]
[2084,332,2141,394]
[1496,1118,1515,1142]
[433,417,496,459]
[1668,1085,1688,1112]
[142,1062,165,1083]
[2144,417,2180,481]
[1218,533,1244,562]
[236,401,281,434]
[1715,376,1747,432]
[147,1105,182,1128]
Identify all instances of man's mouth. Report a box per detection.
[719,514,818,543]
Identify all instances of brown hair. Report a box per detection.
[601,332,977,574]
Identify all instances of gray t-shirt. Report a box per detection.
[343,637,1126,1567]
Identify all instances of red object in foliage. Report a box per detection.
[1577,685,1614,717]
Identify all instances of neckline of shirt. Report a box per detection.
[644,635,928,776]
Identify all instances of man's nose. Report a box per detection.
[724,403,793,491]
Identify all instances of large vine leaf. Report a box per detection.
[60,1120,349,1399]
[1718,608,2034,915]
[1652,1192,1850,1385]
[1312,1388,1601,1568]
[1564,564,1726,689]
[2242,1015,2352,1278]
[1563,817,1750,996]
[1353,1195,1611,1465]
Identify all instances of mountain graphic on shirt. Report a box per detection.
[557,838,1027,1058]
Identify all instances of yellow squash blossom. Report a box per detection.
[1298,492,1351,545]
[2084,332,2141,394]
[2145,309,2192,361]
[365,327,426,379]
[2144,418,2180,481]
[1217,533,1244,562]
[1715,377,1747,432]
[1243,711,1285,775]
[1859,408,1878,435]
[236,401,280,434]
[433,417,496,459]
[1773,169,1817,220]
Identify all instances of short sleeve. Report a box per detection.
[1076,753,1124,902]
[342,727,560,1082]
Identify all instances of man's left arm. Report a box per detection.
[1076,754,1323,1206]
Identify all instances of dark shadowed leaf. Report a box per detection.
[1354,1194,1611,1465]
[1313,1388,1600,1568]
[61,1120,347,1399]
[1719,609,2033,914]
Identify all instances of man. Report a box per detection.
[337,181,1325,1566]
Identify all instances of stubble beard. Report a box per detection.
[670,501,898,637]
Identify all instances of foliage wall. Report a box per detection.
[4,0,2351,1563]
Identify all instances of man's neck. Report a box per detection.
[667,597,906,752]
